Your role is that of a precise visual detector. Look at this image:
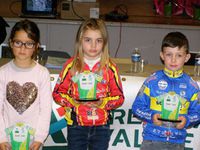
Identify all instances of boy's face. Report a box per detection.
[160,46,190,71]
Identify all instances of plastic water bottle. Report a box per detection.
[140,59,144,72]
[194,52,200,77]
[131,48,141,73]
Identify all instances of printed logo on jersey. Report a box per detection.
[146,74,157,83]
[190,79,199,89]
[180,90,186,97]
[179,83,187,89]
[158,80,168,90]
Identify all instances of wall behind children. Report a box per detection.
[4,18,200,65]
[1,0,200,65]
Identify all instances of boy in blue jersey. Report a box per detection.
[132,32,200,150]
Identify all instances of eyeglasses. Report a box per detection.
[12,40,36,49]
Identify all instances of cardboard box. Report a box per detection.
[60,1,99,20]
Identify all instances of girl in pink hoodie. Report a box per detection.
[0,19,52,150]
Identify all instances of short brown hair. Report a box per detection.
[161,32,189,54]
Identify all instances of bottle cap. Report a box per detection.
[135,48,139,51]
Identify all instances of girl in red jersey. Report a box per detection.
[53,18,124,150]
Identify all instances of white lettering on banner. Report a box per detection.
[43,75,200,150]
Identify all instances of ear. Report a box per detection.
[34,43,40,52]
[184,53,191,63]
[160,52,164,61]
[36,43,39,49]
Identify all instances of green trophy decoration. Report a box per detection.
[72,71,102,101]
[157,92,185,122]
[6,123,35,150]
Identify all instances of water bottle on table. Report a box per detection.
[194,52,200,77]
[131,48,141,73]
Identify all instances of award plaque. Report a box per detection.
[6,123,35,150]
[157,92,181,122]
[72,71,103,102]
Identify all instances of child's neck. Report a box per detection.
[13,59,35,69]
[84,57,101,70]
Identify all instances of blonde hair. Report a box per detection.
[71,18,110,75]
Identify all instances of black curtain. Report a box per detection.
[0,17,9,45]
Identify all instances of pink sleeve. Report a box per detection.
[0,69,8,143]
[34,68,52,143]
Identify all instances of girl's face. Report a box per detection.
[160,46,190,71]
[10,30,38,62]
[81,29,103,60]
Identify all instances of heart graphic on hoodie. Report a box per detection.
[6,81,38,114]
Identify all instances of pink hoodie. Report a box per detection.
[0,60,52,143]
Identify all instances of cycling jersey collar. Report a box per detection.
[164,68,183,78]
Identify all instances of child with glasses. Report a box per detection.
[0,19,52,150]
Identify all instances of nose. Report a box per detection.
[20,44,27,51]
[91,41,97,48]
[171,55,176,62]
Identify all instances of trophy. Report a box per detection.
[72,71,102,101]
[157,92,182,122]
[6,123,35,150]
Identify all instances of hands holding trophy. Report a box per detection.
[153,92,187,129]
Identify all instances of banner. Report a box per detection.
[43,75,200,150]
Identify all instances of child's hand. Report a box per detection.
[83,99,103,108]
[176,116,186,129]
[90,99,103,107]
[153,114,162,126]
[73,99,83,105]
[29,141,42,150]
[0,142,11,150]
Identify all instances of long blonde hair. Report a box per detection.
[71,18,110,75]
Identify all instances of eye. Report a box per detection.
[26,42,34,46]
[97,39,103,44]
[14,40,22,46]
[177,54,183,57]
[165,53,172,57]
[177,54,185,58]
[83,37,91,42]
[26,42,35,49]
